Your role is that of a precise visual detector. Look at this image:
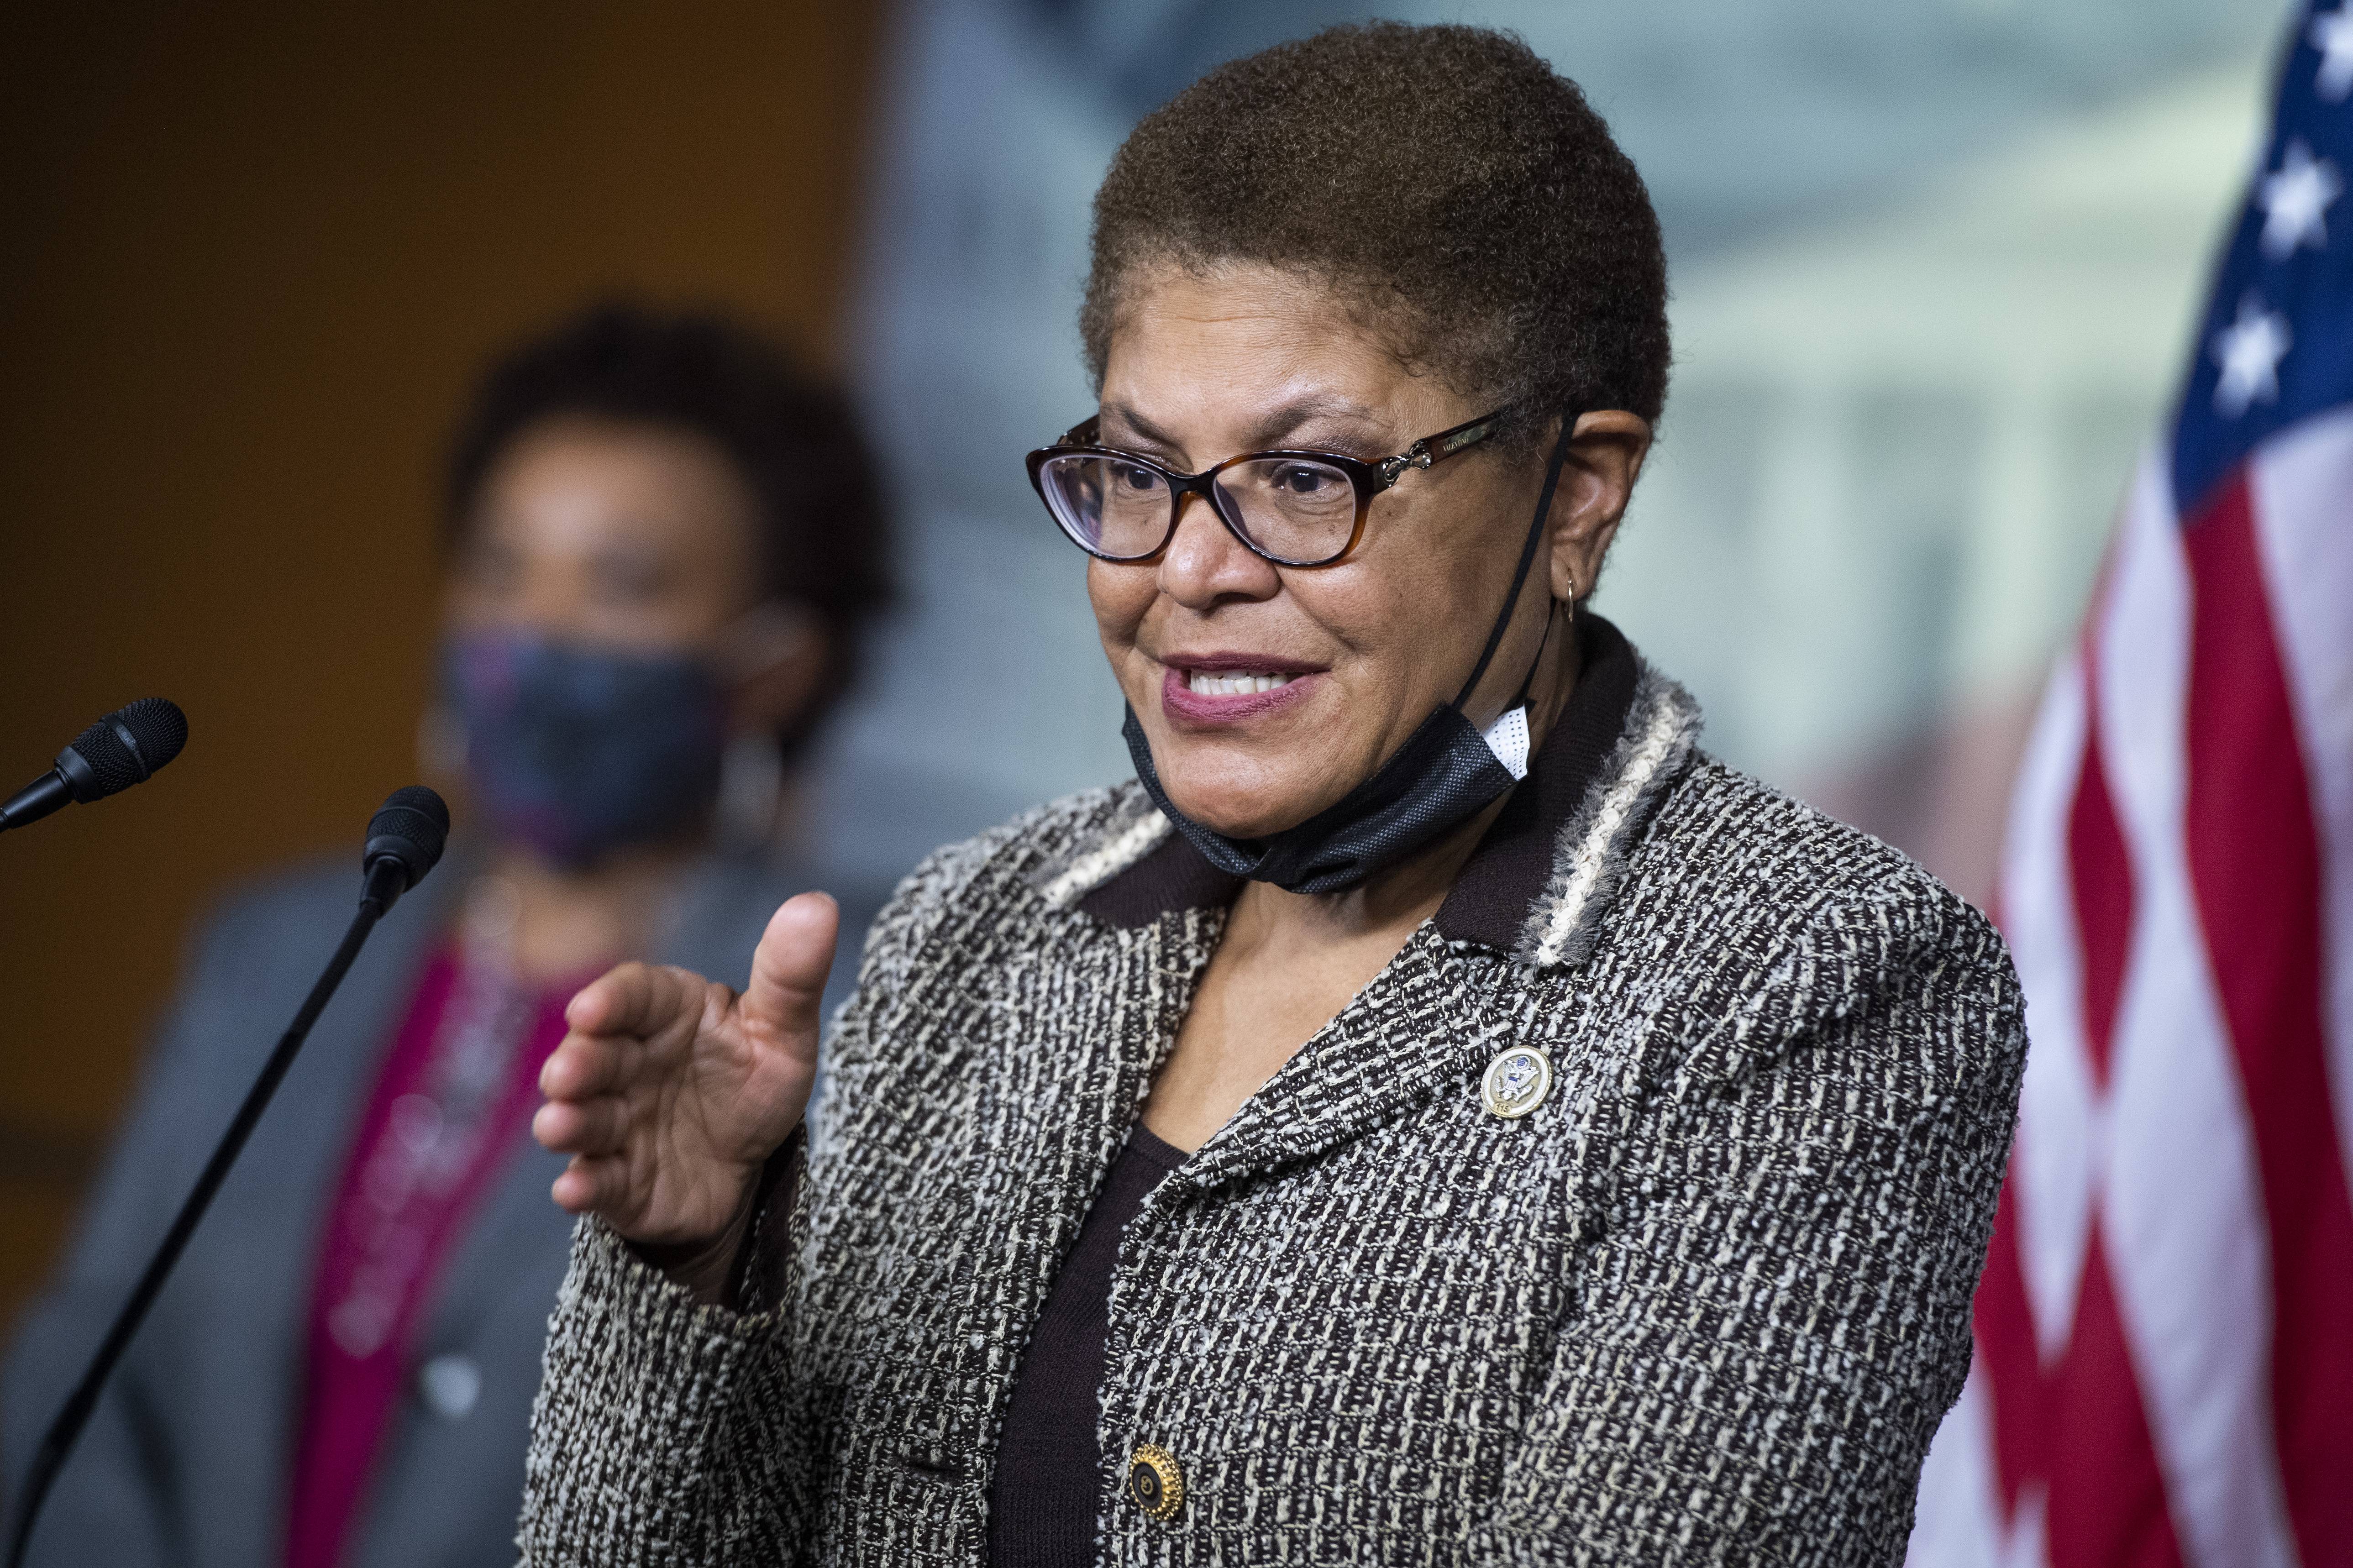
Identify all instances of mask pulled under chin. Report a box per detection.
[441,632,728,870]
[1124,699,1531,896]
[1124,410,1576,897]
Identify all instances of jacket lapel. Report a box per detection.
[1176,923,1514,1192]
[858,893,1222,1469]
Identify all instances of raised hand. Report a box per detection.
[532,891,839,1256]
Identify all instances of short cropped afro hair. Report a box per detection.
[445,303,894,760]
[1082,23,1669,434]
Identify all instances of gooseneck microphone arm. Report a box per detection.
[5,788,450,1568]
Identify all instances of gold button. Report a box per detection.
[1481,1046,1553,1119]
[1127,1442,1183,1521]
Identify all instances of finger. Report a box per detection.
[531,1096,629,1156]
[539,1033,627,1102]
[565,960,698,1039]
[739,891,839,1056]
[550,1153,628,1216]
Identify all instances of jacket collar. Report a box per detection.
[1050,613,1702,972]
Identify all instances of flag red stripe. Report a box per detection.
[2065,701,2134,1087]
[2043,1222,2187,1568]
[1973,1171,2045,1524]
[2181,469,2353,1565]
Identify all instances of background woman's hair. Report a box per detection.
[445,303,895,760]
[1082,22,1670,434]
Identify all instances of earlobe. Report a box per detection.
[1549,411,1649,603]
[725,602,828,738]
[724,602,819,684]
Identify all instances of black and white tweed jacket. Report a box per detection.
[519,622,2026,1566]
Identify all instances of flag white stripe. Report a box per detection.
[1908,643,2094,1568]
[2000,647,2098,1363]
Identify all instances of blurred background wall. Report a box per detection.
[0,3,881,1337]
[0,0,2292,1345]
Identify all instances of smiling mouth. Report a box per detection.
[1183,670,1299,696]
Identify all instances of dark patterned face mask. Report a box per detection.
[441,631,727,870]
[1125,414,1575,896]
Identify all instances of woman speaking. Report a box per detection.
[521,23,2025,1565]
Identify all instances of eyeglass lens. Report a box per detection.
[1037,453,1360,564]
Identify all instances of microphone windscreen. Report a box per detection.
[62,698,189,801]
[363,786,451,892]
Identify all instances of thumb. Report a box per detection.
[740,891,839,1061]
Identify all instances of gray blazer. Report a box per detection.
[2,847,873,1568]
[519,624,2027,1565]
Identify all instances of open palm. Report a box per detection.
[532,891,838,1248]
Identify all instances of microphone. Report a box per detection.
[361,785,451,914]
[0,698,189,834]
[6,787,450,1568]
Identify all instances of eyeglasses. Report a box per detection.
[1025,407,1511,568]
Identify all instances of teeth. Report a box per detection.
[1186,670,1297,696]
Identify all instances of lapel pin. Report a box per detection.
[1481,1045,1553,1119]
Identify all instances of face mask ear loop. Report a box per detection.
[1450,409,1579,713]
[1505,598,1557,713]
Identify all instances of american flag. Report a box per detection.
[1909,5,2353,1565]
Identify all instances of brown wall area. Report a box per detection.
[0,3,882,1339]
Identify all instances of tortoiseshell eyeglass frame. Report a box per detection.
[1024,406,1513,568]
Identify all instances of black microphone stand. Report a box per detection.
[5,789,447,1568]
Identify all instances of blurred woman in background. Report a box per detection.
[0,304,893,1568]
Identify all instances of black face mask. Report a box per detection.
[1124,412,1576,896]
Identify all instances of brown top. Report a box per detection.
[986,1125,1188,1567]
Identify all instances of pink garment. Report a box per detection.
[284,941,576,1568]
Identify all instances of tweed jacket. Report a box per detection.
[519,623,2027,1566]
